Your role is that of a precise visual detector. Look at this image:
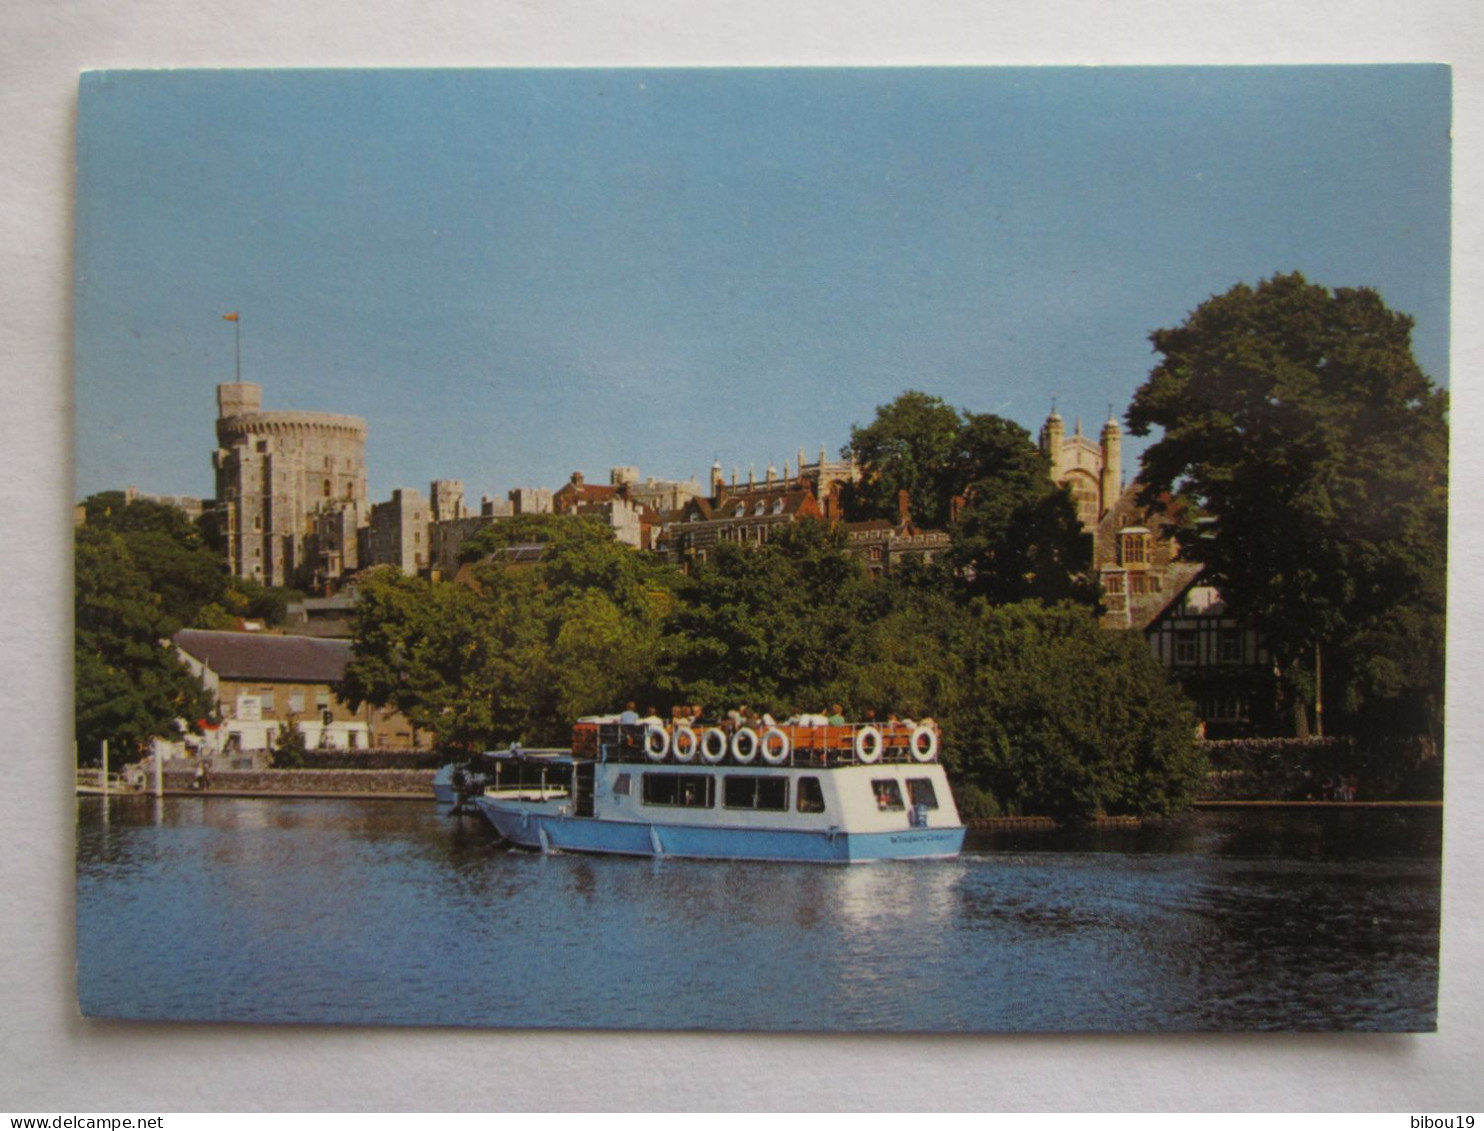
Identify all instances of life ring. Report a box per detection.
[854,725,883,764]
[909,725,939,763]
[701,727,729,764]
[671,726,698,763]
[760,727,791,765]
[644,725,670,762]
[731,726,759,764]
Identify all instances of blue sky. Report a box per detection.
[74,66,1452,503]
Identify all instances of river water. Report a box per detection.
[75,797,1440,1032]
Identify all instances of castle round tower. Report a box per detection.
[213,383,368,587]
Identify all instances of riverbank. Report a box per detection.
[84,766,1447,814]
[87,767,437,800]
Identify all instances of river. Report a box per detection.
[75,797,1440,1032]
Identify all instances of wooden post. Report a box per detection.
[101,739,109,798]
[153,745,163,798]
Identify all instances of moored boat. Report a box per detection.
[432,762,459,806]
[474,719,965,863]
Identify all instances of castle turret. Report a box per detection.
[1100,410,1122,519]
[216,381,262,420]
[1040,405,1065,481]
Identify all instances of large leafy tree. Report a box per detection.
[657,521,874,715]
[949,413,1094,605]
[74,527,214,761]
[79,492,296,628]
[844,392,1093,604]
[948,602,1204,822]
[342,520,677,750]
[1128,273,1447,737]
[842,390,966,528]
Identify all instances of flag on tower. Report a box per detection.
[222,312,239,322]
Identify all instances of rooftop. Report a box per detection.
[174,629,353,683]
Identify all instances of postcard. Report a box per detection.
[73,66,1447,1033]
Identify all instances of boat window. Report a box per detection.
[796,776,826,813]
[871,779,905,811]
[723,775,788,811]
[613,773,631,797]
[641,773,714,808]
[906,778,939,809]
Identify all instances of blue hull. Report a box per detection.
[475,799,964,863]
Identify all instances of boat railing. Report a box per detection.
[574,720,942,768]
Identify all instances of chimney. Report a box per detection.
[898,489,911,526]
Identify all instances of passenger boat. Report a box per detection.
[433,760,491,812]
[473,718,965,863]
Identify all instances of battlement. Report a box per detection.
[217,411,368,443]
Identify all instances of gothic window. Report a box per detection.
[1102,572,1125,595]
[323,479,332,497]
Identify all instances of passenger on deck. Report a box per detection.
[618,701,640,726]
[827,703,845,726]
[638,706,665,727]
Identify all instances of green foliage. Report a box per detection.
[949,415,1095,606]
[273,717,309,768]
[74,527,214,761]
[223,576,298,626]
[458,513,612,562]
[657,522,873,716]
[74,493,299,758]
[843,390,966,528]
[843,392,1093,605]
[947,602,1205,823]
[1128,273,1447,737]
[342,523,677,751]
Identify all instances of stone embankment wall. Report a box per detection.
[163,769,435,795]
[298,750,446,771]
[1196,736,1442,802]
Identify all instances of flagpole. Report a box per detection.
[223,312,241,381]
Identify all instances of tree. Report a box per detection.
[74,527,213,761]
[657,521,873,715]
[949,413,1094,606]
[341,522,678,750]
[78,492,299,629]
[1127,273,1447,737]
[842,390,965,528]
[947,602,1204,822]
[843,394,1093,603]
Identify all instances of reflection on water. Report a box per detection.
[76,798,1440,1032]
